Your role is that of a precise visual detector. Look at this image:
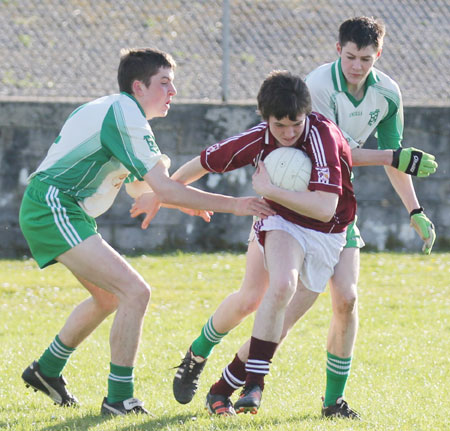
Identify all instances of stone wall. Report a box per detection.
[0,101,448,258]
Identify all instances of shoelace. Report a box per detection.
[173,357,201,382]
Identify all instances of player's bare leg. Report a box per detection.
[175,239,269,405]
[235,230,303,414]
[22,235,150,411]
[57,235,150,367]
[57,276,119,348]
[235,279,319,361]
[212,239,269,333]
[322,246,360,418]
[327,247,359,358]
[251,230,303,341]
[57,235,150,415]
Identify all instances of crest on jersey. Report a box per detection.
[316,167,330,184]
[368,109,380,126]
[144,134,160,154]
[206,142,222,155]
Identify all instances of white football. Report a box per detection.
[263,147,312,192]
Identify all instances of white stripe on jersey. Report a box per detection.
[309,125,326,167]
[333,61,343,92]
[340,156,351,176]
[46,186,82,247]
[113,102,140,175]
[303,116,311,137]
[71,161,97,196]
[218,123,266,147]
[221,137,263,172]
[74,162,105,198]
[53,135,100,180]
[204,123,266,172]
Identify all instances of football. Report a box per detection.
[263,147,312,192]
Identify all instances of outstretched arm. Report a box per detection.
[129,157,213,228]
[131,161,275,229]
[170,156,209,184]
[352,147,437,177]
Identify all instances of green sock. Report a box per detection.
[324,351,352,407]
[191,316,228,358]
[107,363,134,404]
[38,335,75,377]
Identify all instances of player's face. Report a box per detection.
[337,42,381,88]
[135,67,177,120]
[269,114,306,147]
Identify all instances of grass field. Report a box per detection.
[0,252,449,431]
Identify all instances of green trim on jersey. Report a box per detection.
[34,131,107,198]
[67,103,88,120]
[28,93,169,218]
[331,59,380,107]
[121,92,146,117]
[375,96,403,150]
[306,59,403,150]
[101,103,150,180]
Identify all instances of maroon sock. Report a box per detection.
[210,354,246,398]
[245,336,278,390]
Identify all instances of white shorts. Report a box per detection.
[254,215,346,293]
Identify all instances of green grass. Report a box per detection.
[0,252,449,431]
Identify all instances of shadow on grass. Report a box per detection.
[35,411,320,430]
[126,412,319,430]
[36,413,205,431]
[38,413,111,431]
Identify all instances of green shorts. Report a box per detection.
[19,179,98,268]
[345,216,365,249]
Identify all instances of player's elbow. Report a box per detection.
[312,193,338,222]
[315,209,335,222]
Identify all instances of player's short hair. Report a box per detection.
[118,48,176,93]
[339,16,386,51]
[257,70,311,121]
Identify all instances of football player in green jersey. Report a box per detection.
[19,47,273,416]
[303,17,436,416]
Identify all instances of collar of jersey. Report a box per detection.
[121,92,146,117]
[264,119,307,148]
[331,58,380,107]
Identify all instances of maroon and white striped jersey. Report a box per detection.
[200,112,356,233]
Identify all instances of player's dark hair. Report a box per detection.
[118,48,176,94]
[257,70,311,121]
[339,16,386,50]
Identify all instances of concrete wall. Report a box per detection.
[0,101,449,258]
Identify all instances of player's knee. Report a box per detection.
[136,281,151,307]
[238,295,262,315]
[123,279,151,311]
[335,290,358,316]
[270,279,296,308]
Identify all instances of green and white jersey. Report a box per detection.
[305,59,403,151]
[30,92,170,217]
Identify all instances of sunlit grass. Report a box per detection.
[0,252,448,430]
